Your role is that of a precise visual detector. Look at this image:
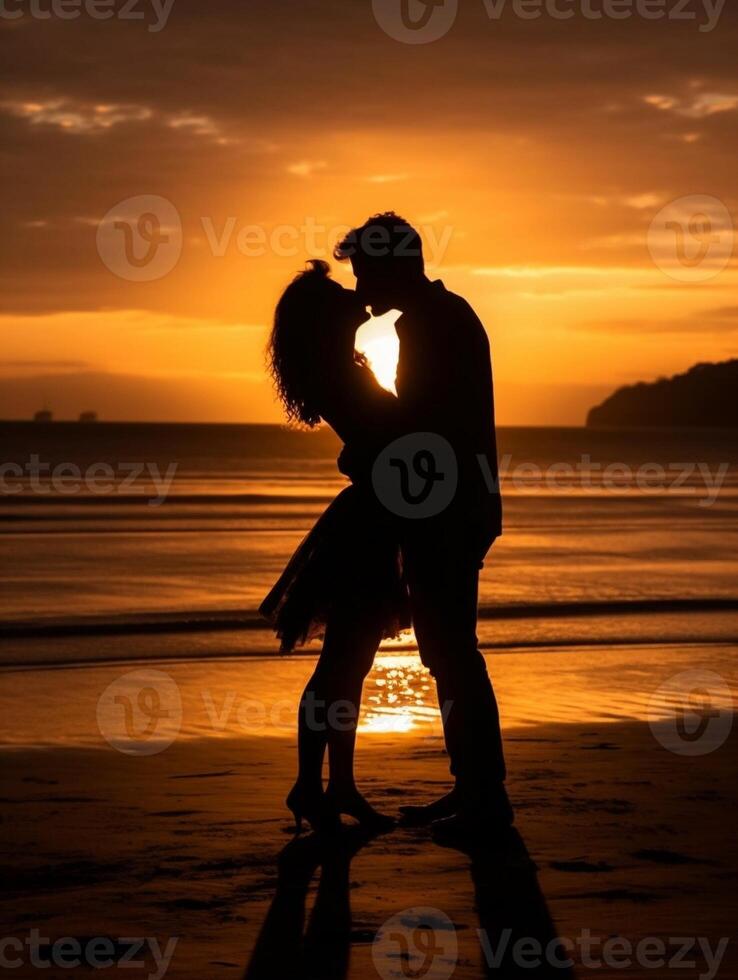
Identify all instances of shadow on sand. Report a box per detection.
[244,826,572,980]
[243,826,375,980]
[467,828,574,978]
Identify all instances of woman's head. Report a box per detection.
[268,260,365,426]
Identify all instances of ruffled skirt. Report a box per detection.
[259,485,410,652]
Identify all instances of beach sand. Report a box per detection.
[3,646,737,979]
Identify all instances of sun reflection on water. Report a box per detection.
[359,654,437,734]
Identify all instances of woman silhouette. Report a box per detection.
[260,260,407,833]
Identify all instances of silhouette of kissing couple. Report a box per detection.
[260,211,511,847]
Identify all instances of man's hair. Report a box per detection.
[333,212,424,276]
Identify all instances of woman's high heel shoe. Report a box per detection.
[325,787,395,833]
[286,784,341,835]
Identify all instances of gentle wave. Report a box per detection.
[2,637,736,674]
[0,493,336,507]
[3,482,737,508]
[2,597,736,640]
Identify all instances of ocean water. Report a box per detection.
[1,422,737,670]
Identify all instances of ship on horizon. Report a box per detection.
[31,409,100,423]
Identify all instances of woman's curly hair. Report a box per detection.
[267,260,339,427]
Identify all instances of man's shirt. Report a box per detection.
[395,279,503,537]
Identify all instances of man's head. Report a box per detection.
[334,212,425,315]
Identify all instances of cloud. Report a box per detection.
[644,91,738,119]
[577,310,738,333]
[135,322,267,334]
[418,210,450,224]
[471,265,639,279]
[1,98,239,144]
[583,233,646,250]
[699,306,738,319]
[2,0,738,422]
[623,193,663,210]
[0,360,92,371]
[0,370,276,423]
[3,99,153,133]
[366,174,409,184]
[286,161,327,178]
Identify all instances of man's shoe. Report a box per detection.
[430,786,514,849]
[398,789,459,827]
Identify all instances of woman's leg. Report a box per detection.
[322,611,384,798]
[294,608,382,796]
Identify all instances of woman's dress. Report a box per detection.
[259,360,410,652]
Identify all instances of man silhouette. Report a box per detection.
[334,213,511,839]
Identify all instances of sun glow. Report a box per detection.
[358,655,438,735]
[356,312,400,394]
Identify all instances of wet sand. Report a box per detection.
[2,648,737,979]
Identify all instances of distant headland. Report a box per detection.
[587,360,738,428]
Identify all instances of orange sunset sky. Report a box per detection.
[2,0,737,424]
